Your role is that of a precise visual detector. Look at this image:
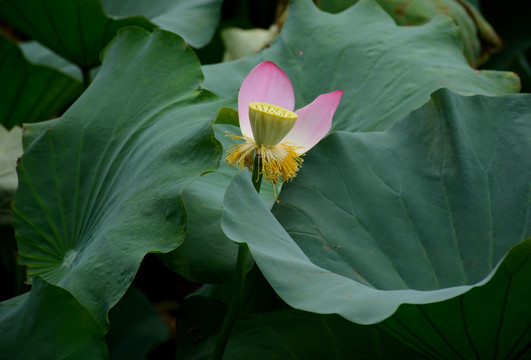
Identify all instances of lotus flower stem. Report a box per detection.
[251,154,263,193]
[210,243,249,360]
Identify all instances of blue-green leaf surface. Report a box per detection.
[203,0,519,133]
[221,89,531,356]
[13,28,223,327]
[0,277,107,359]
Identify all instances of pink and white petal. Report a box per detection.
[238,61,295,137]
[283,90,344,154]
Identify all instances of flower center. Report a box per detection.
[248,102,297,146]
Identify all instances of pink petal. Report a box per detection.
[238,61,295,138]
[283,90,344,154]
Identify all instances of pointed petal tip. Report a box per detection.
[250,60,289,80]
[328,89,344,100]
[283,89,344,153]
[258,60,276,66]
[257,60,280,68]
[313,89,344,111]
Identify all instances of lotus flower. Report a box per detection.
[226,61,343,185]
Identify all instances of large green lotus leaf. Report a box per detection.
[12,28,223,327]
[101,0,222,48]
[0,126,22,226]
[0,277,107,359]
[222,183,531,359]
[0,36,82,129]
[221,89,531,332]
[203,0,519,133]
[0,0,221,69]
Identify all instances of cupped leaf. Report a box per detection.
[274,89,531,293]
[221,89,531,333]
[0,0,221,69]
[0,36,82,129]
[13,28,223,327]
[223,170,464,325]
[203,0,519,132]
[0,277,107,359]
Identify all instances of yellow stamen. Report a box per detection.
[256,144,303,185]
[225,133,256,170]
[225,132,304,187]
[249,102,297,146]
